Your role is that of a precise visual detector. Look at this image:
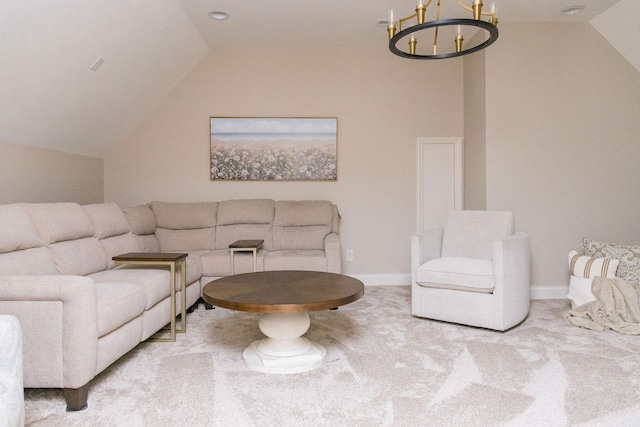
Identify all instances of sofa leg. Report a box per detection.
[64,384,89,411]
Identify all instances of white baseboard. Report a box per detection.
[347,274,411,286]
[347,274,569,300]
[530,286,569,300]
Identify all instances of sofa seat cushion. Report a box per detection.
[199,249,266,277]
[94,282,146,337]
[263,250,327,272]
[88,269,172,310]
[415,257,495,293]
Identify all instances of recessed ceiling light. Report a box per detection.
[561,5,585,16]
[209,11,229,20]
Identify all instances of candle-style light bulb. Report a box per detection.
[416,0,426,24]
[409,33,417,55]
[455,26,464,53]
[387,10,396,39]
[490,3,499,25]
[473,0,483,20]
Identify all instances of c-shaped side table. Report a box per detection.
[229,240,264,274]
[112,252,187,342]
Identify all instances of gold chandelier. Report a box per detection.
[387,0,498,59]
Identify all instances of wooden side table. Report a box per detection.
[112,252,187,342]
[229,240,264,274]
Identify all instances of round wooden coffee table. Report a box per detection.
[202,271,364,374]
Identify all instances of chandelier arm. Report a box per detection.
[433,0,441,54]
[398,12,418,31]
[455,0,473,13]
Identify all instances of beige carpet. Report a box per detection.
[24,286,640,426]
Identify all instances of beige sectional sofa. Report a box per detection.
[124,199,342,281]
[0,199,341,412]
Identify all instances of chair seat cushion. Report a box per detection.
[415,257,495,293]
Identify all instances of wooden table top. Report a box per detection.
[112,252,187,262]
[229,240,264,249]
[202,271,364,313]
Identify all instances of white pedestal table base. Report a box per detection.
[242,312,326,374]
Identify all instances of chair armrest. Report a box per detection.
[0,275,98,389]
[0,315,24,427]
[324,233,342,273]
[492,232,531,323]
[411,228,445,273]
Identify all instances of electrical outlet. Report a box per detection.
[346,249,354,261]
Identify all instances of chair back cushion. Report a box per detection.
[441,211,514,260]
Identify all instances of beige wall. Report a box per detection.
[463,47,487,210]
[105,46,464,278]
[0,139,103,204]
[485,22,640,293]
[104,22,640,291]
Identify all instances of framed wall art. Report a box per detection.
[210,117,337,181]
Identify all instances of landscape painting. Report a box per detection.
[210,117,337,181]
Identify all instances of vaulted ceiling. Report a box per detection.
[0,0,636,158]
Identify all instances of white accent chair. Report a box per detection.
[0,315,24,427]
[411,210,530,331]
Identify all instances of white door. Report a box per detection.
[417,137,463,233]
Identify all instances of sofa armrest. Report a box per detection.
[324,233,342,273]
[0,275,98,390]
[411,229,445,274]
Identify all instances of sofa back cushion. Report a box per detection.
[0,204,58,275]
[122,204,160,252]
[216,199,275,250]
[441,210,514,260]
[21,203,108,275]
[0,204,43,254]
[0,247,58,275]
[84,203,139,269]
[272,201,335,250]
[152,202,217,251]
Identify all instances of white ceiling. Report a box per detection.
[178,0,624,49]
[0,0,635,158]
